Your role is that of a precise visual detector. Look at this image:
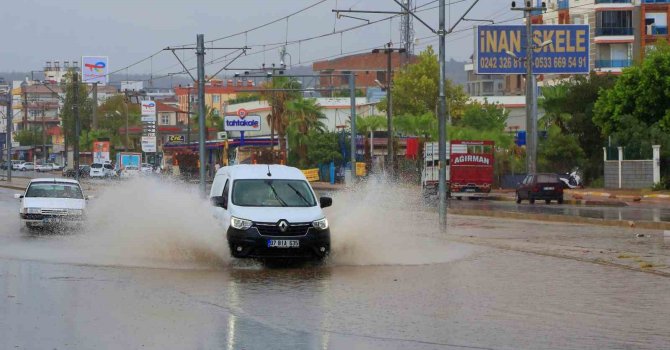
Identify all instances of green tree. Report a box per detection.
[60,70,94,142]
[14,129,41,147]
[356,115,387,161]
[304,131,342,167]
[458,101,508,131]
[259,77,302,158]
[537,125,586,173]
[381,46,467,119]
[540,73,616,182]
[97,95,141,149]
[594,41,670,134]
[286,98,327,166]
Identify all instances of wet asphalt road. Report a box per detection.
[449,197,670,223]
[1,186,670,350]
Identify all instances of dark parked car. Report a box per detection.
[515,173,564,204]
[63,165,91,179]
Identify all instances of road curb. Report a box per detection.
[450,207,670,230]
[487,195,628,207]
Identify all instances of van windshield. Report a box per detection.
[232,179,316,207]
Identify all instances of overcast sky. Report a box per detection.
[3,0,519,81]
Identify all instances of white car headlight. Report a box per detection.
[230,217,252,230]
[312,218,329,230]
[25,208,42,214]
[68,209,84,216]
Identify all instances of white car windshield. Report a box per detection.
[232,179,316,207]
[91,163,103,169]
[25,183,83,199]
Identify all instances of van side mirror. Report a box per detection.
[319,196,332,208]
[211,196,227,209]
[14,194,23,199]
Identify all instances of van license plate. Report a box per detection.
[43,217,62,224]
[543,187,554,190]
[267,240,299,248]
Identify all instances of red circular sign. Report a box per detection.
[237,108,248,119]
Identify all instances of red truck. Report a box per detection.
[449,140,495,199]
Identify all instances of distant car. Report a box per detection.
[140,163,153,173]
[11,160,24,170]
[90,163,115,178]
[515,173,564,204]
[50,163,65,171]
[35,163,54,172]
[17,162,34,171]
[14,178,90,229]
[119,165,140,178]
[0,161,8,170]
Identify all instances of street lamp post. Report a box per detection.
[511,1,547,175]
[372,43,405,176]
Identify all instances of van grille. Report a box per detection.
[41,209,68,216]
[254,222,311,237]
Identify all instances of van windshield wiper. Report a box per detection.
[266,181,288,207]
[287,183,311,206]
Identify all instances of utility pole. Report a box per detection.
[372,43,405,176]
[5,91,12,182]
[187,87,191,146]
[438,0,448,230]
[123,91,130,150]
[196,34,207,195]
[42,108,46,164]
[349,71,357,181]
[73,72,80,181]
[91,82,98,130]
[512,1,546,175]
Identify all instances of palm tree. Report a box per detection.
[539,84,571,132]
[259,77,301,159]
[192,105,222,138]
[286,98,327,166]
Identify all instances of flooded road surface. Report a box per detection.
[452,198,670,223]
[1,182,669,349]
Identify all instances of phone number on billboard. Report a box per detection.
[479,56,588,70]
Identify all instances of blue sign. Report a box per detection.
[515,131,526,147]
[475,25,590,75]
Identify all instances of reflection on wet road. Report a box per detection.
[451,199,670,223]
[1,184,669,349]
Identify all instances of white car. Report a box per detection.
[15,178,90,229]
[35,163,54,172]
[140,163,153,173]
[90,163,116,178]
[209,165,332,260]
[17,162,34,171]
[119,165,140,178]
[11,160,23,170]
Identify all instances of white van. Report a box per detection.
[209,164,332,260]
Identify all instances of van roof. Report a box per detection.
[30,178,80,185]
[219,164,308,181]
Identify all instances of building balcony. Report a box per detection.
[596,27,634,36]
[643,0,670,4]
[647,25,668,34]
[595,59,633,68]
[595,0,632,3]
[557,0,569,9]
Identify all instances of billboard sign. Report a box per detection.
[141,136,157,153]
[167,135,185,144]
[141,100,156,115]
[92,141,110,163]
[81,56,109,84]
[475,25,590,75]
[224,115,262,132]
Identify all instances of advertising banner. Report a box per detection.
[81,56,109,84]
[141,136,157,153]
[92,141,110,163]
[167,135,185,144]
[475,25,590,75]
[224,115,262,132]
[141,100,156,115]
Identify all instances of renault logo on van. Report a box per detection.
[278,220,289,233]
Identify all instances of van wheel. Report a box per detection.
[515,192,522,204]
[545,199,551,204]
[529,197,535,204]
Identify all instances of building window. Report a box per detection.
[212,95,220,104]
[161,114,170,125]
[376,71,387,85]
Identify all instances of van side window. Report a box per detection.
[221,179,229,209]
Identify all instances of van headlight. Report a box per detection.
[312,218,329,230]
[25,208,42,214]
[230,217,252,230]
